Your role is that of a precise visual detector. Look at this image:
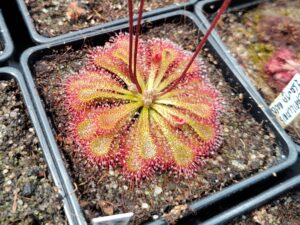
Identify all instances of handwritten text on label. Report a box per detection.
[270,73,300,127]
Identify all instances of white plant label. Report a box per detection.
[91,212,133,225]
[270,73,300,127]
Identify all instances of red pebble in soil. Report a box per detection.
[264,48,300,91]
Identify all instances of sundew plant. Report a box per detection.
[64,0,231,181]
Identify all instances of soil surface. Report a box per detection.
[0,40,4,52]
[0,80,65,224]
[215,0,300,144]
[230,191,300,225]
[25,0,188,37]
[32,19,282,225]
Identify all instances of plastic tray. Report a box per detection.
[0,11,13,64]
[16,0,197,44]
[20,10,298,225]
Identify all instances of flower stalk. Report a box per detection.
[161,0,231,95]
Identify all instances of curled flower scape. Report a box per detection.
[64,34,222,181]
[265,48,300,91]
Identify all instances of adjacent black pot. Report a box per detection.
[0,12,13,64]
[195,0,300,153]
[198,168,300,225]
[0,67,71,222]
[16,0,197,44]
[20,10,298,225]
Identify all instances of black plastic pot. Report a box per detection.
[20,10,298,225]
[17,0,197,44]
[195,0,300,153]
[198,170,300,225]
[0,67,71,222]
[0,11,13,64]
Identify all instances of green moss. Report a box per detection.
[247,10,262,25]
[248,43,274,69]
[279,9,291,17]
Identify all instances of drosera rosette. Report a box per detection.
[63,0,231,182]
[265,48,300,92]
[258,14,300,51]
[64,35,222,181]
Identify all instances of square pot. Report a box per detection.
[17,0,197,44]
[195,0,300,153]
[20,10,298,225]
[199,171,300,225]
